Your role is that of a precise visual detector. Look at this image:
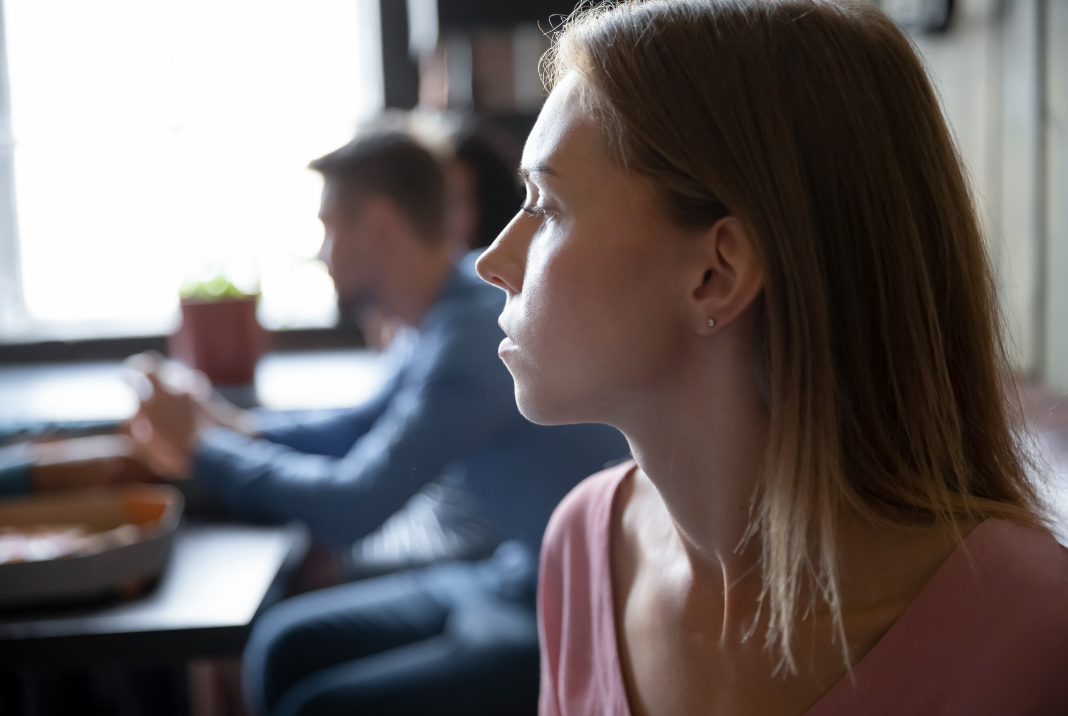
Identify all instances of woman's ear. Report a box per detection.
[690,216,763,334]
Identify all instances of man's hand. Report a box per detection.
[125,370,202,479]
[122,353,257,479]
[32,435,158,491]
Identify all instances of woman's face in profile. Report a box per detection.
[476,72,698,428]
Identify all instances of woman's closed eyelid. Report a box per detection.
[520,204,547,217]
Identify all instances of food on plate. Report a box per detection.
[0,523,142,564]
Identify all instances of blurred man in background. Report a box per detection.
[125,131,627,714]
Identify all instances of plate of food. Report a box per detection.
[0,484,183,608]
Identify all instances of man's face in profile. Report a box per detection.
[317,178,376,311]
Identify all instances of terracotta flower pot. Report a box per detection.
[168,296,265,386]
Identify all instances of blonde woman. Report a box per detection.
[475,1,1068,714]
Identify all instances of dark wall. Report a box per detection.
[381,0,581,110]
[437,0,580,29]
[380,0,420,110]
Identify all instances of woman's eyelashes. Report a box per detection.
[520,183,555,220]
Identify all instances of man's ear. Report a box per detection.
[688,216,763,334]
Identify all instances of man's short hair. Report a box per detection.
[309,132,445,242]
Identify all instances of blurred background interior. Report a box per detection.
[0,0,1067,714]
[0,0,1066,386]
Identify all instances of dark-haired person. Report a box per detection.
[361,124,523,348]
[447,126,524,254]
[475,1,1068,715]
[127,131,628,715]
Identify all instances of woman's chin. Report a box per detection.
[514,385,589,427]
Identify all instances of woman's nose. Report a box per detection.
[475,212,530,295]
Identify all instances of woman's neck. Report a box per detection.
[616,319,771,625]
[615,322,972,650]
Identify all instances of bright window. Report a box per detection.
[3,0,381,338]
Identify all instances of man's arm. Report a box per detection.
[192,332,518,546]
[209,326,421,458]
[251,375,400,457]
[250,332,415,456]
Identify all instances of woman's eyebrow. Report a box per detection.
[518,162,560,182]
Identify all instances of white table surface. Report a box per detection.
[0,349,388,426]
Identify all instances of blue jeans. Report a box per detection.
[243,543,539,716]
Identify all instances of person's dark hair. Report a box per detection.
[455,129,523,249]
[309,132,446,242]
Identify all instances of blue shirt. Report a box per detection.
[194,268,630,551]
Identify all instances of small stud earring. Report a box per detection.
[707,318,716,328]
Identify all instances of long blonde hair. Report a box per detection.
[548,0,1046,671]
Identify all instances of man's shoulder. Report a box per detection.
[423,269,501,333]
[418,270,506,365]
[447,267,506,314]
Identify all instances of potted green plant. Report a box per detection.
[167,275,265,387]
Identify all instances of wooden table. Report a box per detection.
[0,348,386,671]
[0,521,308,668]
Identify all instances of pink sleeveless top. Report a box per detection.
[537,461,1068,715]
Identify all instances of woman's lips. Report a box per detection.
[498,318,517,345]
[499,336,517,355]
